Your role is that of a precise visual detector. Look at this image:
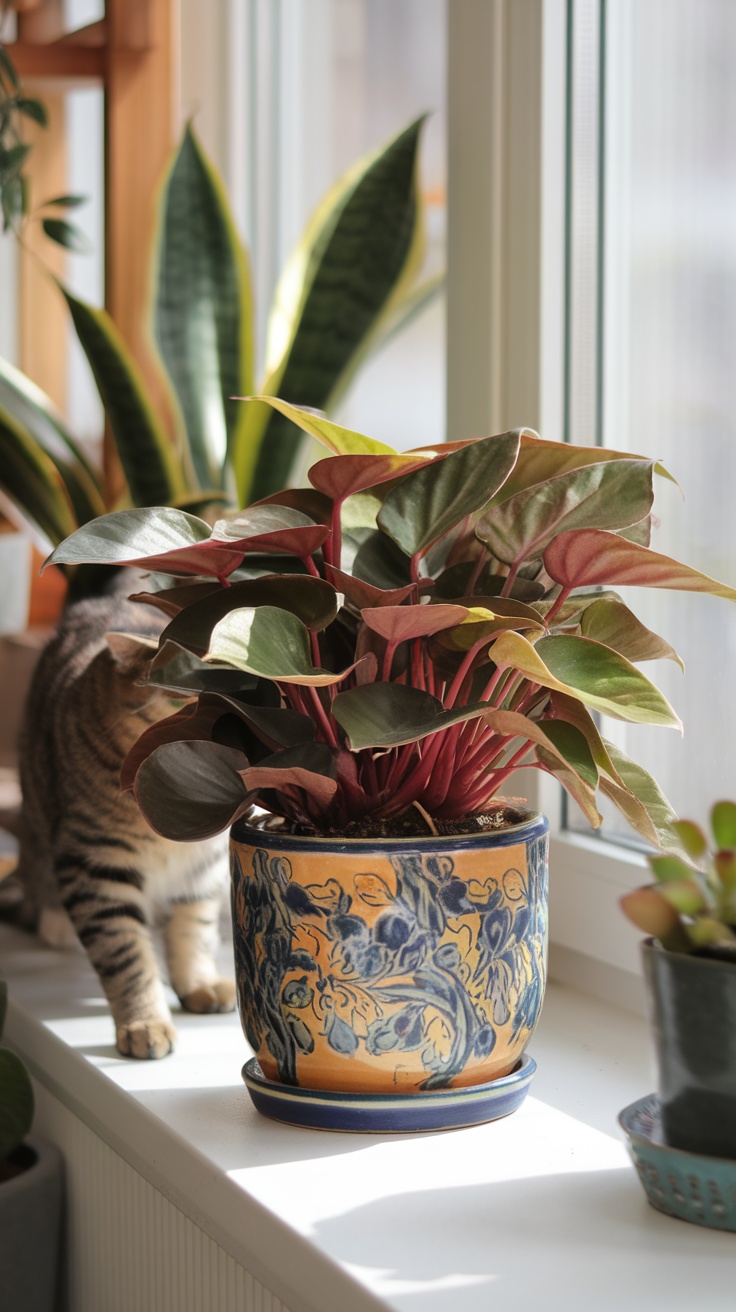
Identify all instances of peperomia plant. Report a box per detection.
[47,401,736,842]
[621,801,736,958]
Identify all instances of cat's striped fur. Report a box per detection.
[14,593,234,1059]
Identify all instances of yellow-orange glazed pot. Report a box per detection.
[230,811,549,1096]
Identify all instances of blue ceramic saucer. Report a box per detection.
[242,1053,536,1133]
[619,1094,736,1231]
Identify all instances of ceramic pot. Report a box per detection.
[0,1136,64,1311]
[642,938,736,1158]
[230,811,549,1095]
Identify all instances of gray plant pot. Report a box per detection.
[0,1136,63,1312]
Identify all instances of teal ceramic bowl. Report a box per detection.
[619,1095,736,1231]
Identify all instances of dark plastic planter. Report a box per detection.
[642,938,736,1158]
[0,1136,64,1311]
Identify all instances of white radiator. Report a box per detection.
[33,1083,292,1312]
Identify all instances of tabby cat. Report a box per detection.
[12,590,234,1059]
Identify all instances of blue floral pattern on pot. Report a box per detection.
[230,815,549,1094]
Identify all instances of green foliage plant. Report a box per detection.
[0,34,87,249]
[0,116,439,561]
[621,801,736,958]
[0,979,33,1165]
[47,401,736,843]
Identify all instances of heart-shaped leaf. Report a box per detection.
[159,576,338,653]
[210,504,329,557]
[147,641,261,695]
[486,431,677,506]
[480,708,601,828]
[438,601,545,650]
[600,740,686,854]
[239,744,338,807]
[377,430,522,558]
[544,529,736,599]
[489,630,681,727]
[580,597,684,669]
[324,565,417,610]
[361,604,470,642]
[207,606,358,686]
[309,451,431,501]
[477,458,655,569]
[134,740,252,840]
[332,683,488,750]
[242,397,395,458]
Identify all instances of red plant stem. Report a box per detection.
[499,561,521,598]
[327,497,344,571]
[308,685,339,747]
[382,640,398,682]
[309,630,322,668]
[479,664,508,703]
[466,549,487,594]
[445,635,492,708]
[412,638,424,689]
[542,586,572,625]
[301,554,321,578]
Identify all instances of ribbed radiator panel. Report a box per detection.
[32,1084,291,1312]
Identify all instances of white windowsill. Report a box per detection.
[2,921,734,1312]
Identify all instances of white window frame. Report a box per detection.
[447,0,648,1003]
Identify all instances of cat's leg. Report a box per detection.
[164,899,236,1014]
[57,854,177,1058]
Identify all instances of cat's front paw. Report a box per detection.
[180,979,236,1014]
[116,1018,177,1059]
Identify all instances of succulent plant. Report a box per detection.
[47,402,736,842]
[0,980,33,1165]
[621,801,736,958]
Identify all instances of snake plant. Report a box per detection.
[0,118,440,570]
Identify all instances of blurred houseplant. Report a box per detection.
[621,802,736,1160]
[46,403,736,1126]
[0,104,439,566]
[0,979,63,1309]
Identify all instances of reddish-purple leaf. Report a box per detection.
[239,745,338,807]
[544,529,736,599]
[325,564,417,609]
[361,603,470,642]
[309,452,431,501]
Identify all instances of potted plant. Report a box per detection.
[47,402,736,1131]
[0,980,63,1308]
[620,801,736,1148]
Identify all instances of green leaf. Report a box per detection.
[579,597,684,669]
[0,46,20,90]
[378,430,523,558]
[1,175,23,229]
[0,980,6,1039]
[146,642,260,696]
[477,458,655,569]
[207,606,355,686]
[153,123,253,492]
[711,801,736,850]
[672,819,708,861]
[648,854,699,883]
[600,740,686,853]
[480,708,601,827]
[490,630,682,728]
[43,193,86,209]
[0,143,30,182]
[62,290,187,506]
[242,118,427,500]
[0,405,78,545]
[243,398,395,467]
[544,528,736,600]
[332,683,486,750]
[0,1048,34,1160]
[487,431,678,507]
[620,887,688,949]
[0,354,102,489]
[17,97,48,128]
[159,576,339,653]
[134,740,251,840]
[46,507,211,571]
[42,218,91,253]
